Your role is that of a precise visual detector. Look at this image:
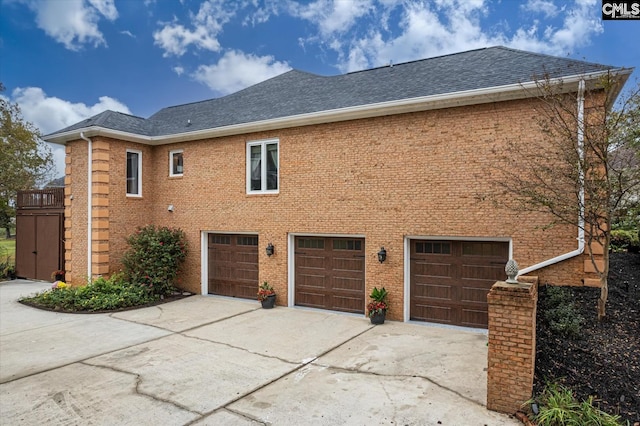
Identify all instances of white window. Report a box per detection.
[247,139,279,194]
[169,149,183,177]
[126,149,142,196]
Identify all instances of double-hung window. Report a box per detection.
[126,149,142,196]
[247,139,279,194]
[169,149,183,177]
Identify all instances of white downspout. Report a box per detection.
[80,132,92,280]
[518,79,586,277]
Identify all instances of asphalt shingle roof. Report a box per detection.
[46,46,619,139]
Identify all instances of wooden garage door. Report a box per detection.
[295,237,365,314]
[208,234,259,299]
[410,240,508,328]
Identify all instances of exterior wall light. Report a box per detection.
[377,247,387,263]
[266,243,274,257]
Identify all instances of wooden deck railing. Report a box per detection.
[17,188,64,209]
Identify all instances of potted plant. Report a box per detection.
[257,281,276,309]
[367,286,388,324]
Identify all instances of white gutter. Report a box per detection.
[80,132,92,280]
[44,68,631,147]
[518,79,586,277]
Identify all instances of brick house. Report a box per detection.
[44,46,630,328]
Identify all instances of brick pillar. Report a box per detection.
[487,278,538,414]
[91,140,110,277]
[64,145,73,283]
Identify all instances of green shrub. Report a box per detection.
[610,229,639,252]
[121,225,188,296]
[529,383,622,425]
[21,274,159,311]
[543,286,583,339]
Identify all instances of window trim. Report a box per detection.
[169,149,184,177]
[126,149,142,197]
[246,138,279,194]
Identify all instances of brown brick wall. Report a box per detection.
[65,141,88,285]
[64,98,590,318]
[487,279,538,414]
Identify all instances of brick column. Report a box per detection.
[91,140,110,277]
[64,145,73,283]
[487,279,538,414]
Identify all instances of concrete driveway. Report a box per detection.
[0,280,519,425]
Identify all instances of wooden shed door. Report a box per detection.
[15,214,63,281]
[410,240,508,328]
[295,236,365,314]
[207,234,259,299]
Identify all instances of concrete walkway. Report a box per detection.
[0,280,519,425]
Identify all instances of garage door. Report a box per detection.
[410,240,508,328]
[295,237,365,314]
[208,234,259,299]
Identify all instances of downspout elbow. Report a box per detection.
[517,79,586,277]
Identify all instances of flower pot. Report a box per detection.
[261,294,276,309]
[370,311,386,324]
[54,274,64,281]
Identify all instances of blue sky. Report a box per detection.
[1,0,639,178]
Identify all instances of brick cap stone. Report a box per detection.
[492,281,533,291]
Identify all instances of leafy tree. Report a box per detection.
[0,83,54,238]
[493,73,640,320]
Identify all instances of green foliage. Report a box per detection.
[0,83,54,232]
[21,274,159,311]
[529,382,622,425]
[369,286,388,303]
[367,286,389,317]
[610,229,639,252]
[257,281,275,301]
[0,247,14,280]
[544,286,584,339]
[121,225,188,296]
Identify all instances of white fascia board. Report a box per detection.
[44,68,631,146]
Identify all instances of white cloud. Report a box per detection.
[9,87,131,178]
[243,1,280,26]
[11,87,131,135]
[120,30,135,38]
[522,0,561,18]
[335,1,493,72]
[87,0,117,20]
[287,0,375,37]
[305,0,603,72]
[193,50,291,95]
[173,66,185,76]
[20,0,118,50]
[153,0,236,57]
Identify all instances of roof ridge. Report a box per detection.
[153,69,312,113]
[492,46,615,69]
[346,46,494,75]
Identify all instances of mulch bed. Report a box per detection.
[19,292,193,314]
[534,251,640,424]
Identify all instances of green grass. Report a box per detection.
[1,237,16,278]
[529,383,623,425]
[0,237,16,266]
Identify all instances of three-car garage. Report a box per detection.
[206,232,508,329]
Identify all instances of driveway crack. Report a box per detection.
[311,363,486,408]
[80,362,203,416]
